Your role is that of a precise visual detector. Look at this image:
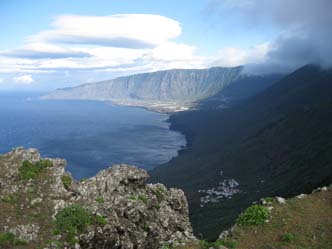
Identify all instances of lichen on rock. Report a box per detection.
[0,147,196,248]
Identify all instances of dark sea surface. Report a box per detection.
[0,92,186,179]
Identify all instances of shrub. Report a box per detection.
[129,194,148,205]
[199,239,237,249]
[0,232,27,246]
[282,232,295,242]
[96,197,105,203]
[138,195,148,205]
[161,242,172,249]
[1,194,18,204]
[215,239,237,249]
[19,160,53,180]
[143,223,150,232]
[95,215,107,226]
[264,197,274,203]
[54,204,92,236]
[61,175,72,189]
[154,187,166,201]
[236,204,270,226]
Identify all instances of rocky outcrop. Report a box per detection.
[42,67,243,112]
[0,148,196,248]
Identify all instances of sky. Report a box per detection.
[0,0,331,90]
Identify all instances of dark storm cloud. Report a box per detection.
[209,0,332,72]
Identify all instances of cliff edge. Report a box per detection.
[0,148,196,249]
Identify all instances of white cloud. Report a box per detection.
[212,43,270,67]
[28,14,182,48]
[0,13,275,89]
[0,43,91,59]
[150,42,201,61]
[13,75,34,85]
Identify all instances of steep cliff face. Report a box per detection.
[0,148,196,249]
[43,67,243,111]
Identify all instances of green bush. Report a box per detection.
[61,174,72,189]
[1,194,18,204]
[199,239,237,249]
[129,194,148,205]
[236,204,270,226]
[138,195,148,205]
[96,197,105,203]
[19,160,53,180]
[95,215,107,226]
[54,204,92,236]
[264,197,274,203]
[282,232,295,242]
[160,242,172,249]
[0,232,27,246]
[154,187,166,201]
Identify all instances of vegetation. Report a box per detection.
[236,205,270,226]
[150,65,332,239]
[0,232,27,246]
[161,242,172,249]
[96,197,105,203]
[129,194,148,205]
[19,160,53,180]
[154,187,166,201]
[264,197,274,203]
[54,204,92,244]
[61,174,72,189]
[199,239,237,249]
[221,190,332,249]
[95,215,107,226]
[282,232,295,242]
[1,194,18,204]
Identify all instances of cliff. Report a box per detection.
[0,148,197,249]
[42,67,243,112]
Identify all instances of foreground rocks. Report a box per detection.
[0,147,196,249]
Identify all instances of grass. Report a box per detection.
[96,197,105,203]
[19,160,53,180]
[224,190,332,249]
[95,215,107,226]
[154,187,166,201]
[61,174,72,189]
[264,197,274,203]
[129,194,148,205]
[1,194,18,204]
[0,232,28,246]
[199,239,237,249]
[236,204,270,226]
[282,232,295,242]
[54,204,92,245]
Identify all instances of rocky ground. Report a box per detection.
[0,147,331,249]
[218,187,332,249]
[0,148,197,249]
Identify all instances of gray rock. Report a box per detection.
[276,197,286,204]
[0,147,197,249]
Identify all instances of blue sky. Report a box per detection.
[0,0,330,90]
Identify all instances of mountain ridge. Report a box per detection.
[149,64,332,239]
[42,67,244,112]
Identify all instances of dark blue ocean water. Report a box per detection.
[0,92,186,179]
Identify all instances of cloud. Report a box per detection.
[28,14,182,49]
[211,43,269,67]
[13,74,34,85]
[0,14,203,79]
[0,43,91,59]
[208,0,332,71]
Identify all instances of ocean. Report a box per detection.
[0,92,186,179]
